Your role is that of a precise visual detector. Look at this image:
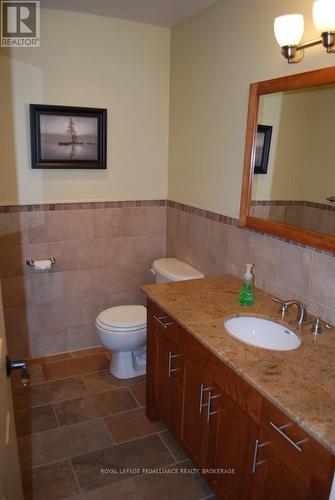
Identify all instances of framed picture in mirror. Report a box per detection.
[254,125,272,174]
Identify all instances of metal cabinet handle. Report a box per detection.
[206,391,221,422]
[168,351,182,378]
[153,315,175,329]
[270,422,308,452]
[252,439,268,473]
[199,384,213,413]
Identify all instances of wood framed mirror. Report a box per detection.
[240,66,335,253]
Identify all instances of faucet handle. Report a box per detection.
[271,297,289,319]
[306,317,332,335]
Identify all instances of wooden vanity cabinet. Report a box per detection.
[251,400,334,500]
[146,301,183,436]
[179,324,260,498]
[180,358,214,466]
[211,395,259,500]
[146,300,334,500]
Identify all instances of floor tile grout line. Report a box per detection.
[103,430,165,448]
[51,402,61,429]
[16,399,162,438]
[80,373,89,392]
[21,443,215,497]
[23,431,166,472]
[100,416,116,445]
[128,386,144,408]
[157,431,179,463]
[28,347,104,362]
[13,381,143,412]
[20,455,77,472]
[52,385,141,425]
[103,404,145,420]
[13,368,144,393]
[42,364,110,383]
[17,415,110,441]
[21,440,117,472]
[67,457,82,496]
[71,430,168,455]
[13,373,89,391]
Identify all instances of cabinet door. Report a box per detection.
[180,360,214,467]
[251,401,334,500]
[210,395,258,500]
[146,301,183,436]
[155,329,183,435]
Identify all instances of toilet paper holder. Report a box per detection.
[26,256,56,267]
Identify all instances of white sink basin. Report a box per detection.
[224,316,301,351]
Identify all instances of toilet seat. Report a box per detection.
[96,305,147,334]
[96,318,146,334]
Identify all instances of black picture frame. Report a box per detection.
[254,124,272,174]
[30,104,107,169]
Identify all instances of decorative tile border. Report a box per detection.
[167,200,334,257]
[0,198,333,256]
[251,200,335,212]
[0,199,167,213]
[167,200,239,226]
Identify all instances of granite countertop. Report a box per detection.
[142,275,335,454]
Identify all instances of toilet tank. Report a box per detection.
[151,258,205,283]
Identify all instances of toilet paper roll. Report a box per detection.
[34,260,52,271]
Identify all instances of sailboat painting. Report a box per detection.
[30,105,107,169]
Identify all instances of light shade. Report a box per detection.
[274,14,304,47]
[313,0,335,32]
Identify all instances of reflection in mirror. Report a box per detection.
[250,84,335,238]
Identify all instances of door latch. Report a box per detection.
[6,356,30,387]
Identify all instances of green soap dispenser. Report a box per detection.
[239,263,255,306]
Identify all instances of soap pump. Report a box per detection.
[239,263,255,306]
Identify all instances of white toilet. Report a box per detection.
[95,258,205,379]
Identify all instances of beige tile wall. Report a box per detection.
[166,204,335,325]
[251,204,335,235]
[0,205,166,358]
[2,200,334,359]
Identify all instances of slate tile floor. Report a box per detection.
[12,347,215,500]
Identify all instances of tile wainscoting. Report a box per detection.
[0,201,167,359]
[250,200,335,235]
[1,198,335,359]
[166,201,335,325]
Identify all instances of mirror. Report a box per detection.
[240,67,335,252]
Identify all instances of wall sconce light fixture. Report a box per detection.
[274,0,335,63]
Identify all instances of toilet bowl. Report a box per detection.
[96,258,204,379]
[96,305,147,379]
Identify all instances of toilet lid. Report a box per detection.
[97,305,147,329]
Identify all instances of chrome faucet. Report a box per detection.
[272,298,307,326]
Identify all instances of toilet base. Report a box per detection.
[109,350,146,379]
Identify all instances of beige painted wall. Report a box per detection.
[168,0,335,218]
[0,9,170,205]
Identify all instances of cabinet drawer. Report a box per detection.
[149,300,179,345]
[261,398,334,469]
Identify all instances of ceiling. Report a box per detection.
[40,0,219,27]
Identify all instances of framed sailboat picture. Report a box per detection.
[30,104,107,169]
